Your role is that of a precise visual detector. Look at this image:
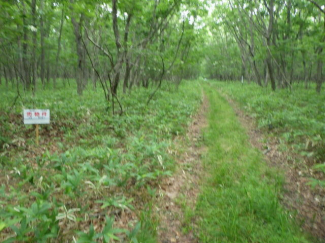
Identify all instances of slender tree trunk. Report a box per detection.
[0,64,2,85]
[130,56,141,89]
[53,9,65,89]
[46,64,50,84]
[71,12,85,95]
[91,39,99,89]
[123,59,131,93]
[111,0,123,96]
[264,63,269,87]
[249,15,262,86]
[289,52,294,85]
[316,15,324,93]
[286,0,295,86]
[8,66,12,86]
[92,68,96,89]
[316,57,323,93]
[265,0,276,91]
[40,0,45,88]
[266,54,276,91]
[303,59,308,88]
[308,62,313,86]
[21,1,31,91]
[279,55,287,88]
[13,65,19,89]
[82,46,88,89]
[31,0,37,93]
[10,67,15,87]
[3,66,9,87]
[17,25,23,89]
[122,13,132,93]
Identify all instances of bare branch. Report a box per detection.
[167,21,185,72]
[146,56,165,105]
[84,26,114,67]
[81,36,108,102]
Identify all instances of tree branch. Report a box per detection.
[84,26,114,67]
[263,0,270,12]
[147,56,165,105]
[81,36,109,102]
[167,21,185,72]
[307,0,325,14]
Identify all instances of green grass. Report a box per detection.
[213,81,325,186]
[193,82,312,243]
[215,82,325,157]
[0,79,201,242]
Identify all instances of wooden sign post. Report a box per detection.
[36,124,39,145]
[23,109,50,145]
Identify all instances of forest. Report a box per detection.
[0,0,324,242]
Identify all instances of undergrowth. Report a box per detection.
[0,80,201,242]
[214,81,325,187]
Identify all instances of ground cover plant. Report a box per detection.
[1,0,325,242]
[191,83,313,243]
[214,82,325,187]
[0,80,201,242]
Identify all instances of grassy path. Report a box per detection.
[191,84,312,243]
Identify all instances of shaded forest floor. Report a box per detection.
[0,81,202,242]
[0,80,324,242]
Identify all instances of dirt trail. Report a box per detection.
[224,94,325,242]
[157,88,324,243]
[156,93,209,243]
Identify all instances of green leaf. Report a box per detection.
[0,222,6,232]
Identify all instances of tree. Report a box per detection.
[206,0,324,92]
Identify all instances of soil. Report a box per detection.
[224,94,325,242]
[156,92,209,243]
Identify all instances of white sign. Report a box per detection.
[23,109,50,124]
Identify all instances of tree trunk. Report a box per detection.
[3,66,9,87]
[130,56,141,89]
[10,67,15,87]
[303,60,309,89]
[252,59,262,86]
[71,12,85,95]
[316,57,323,93]
[265,0,276,91]
[264,61,269,87]
[53,9,65,89]
[91,39,99,90]
[40,0,46,88]
[122,13,132,93]
[13,64,19,89]
[21,1,31,91]
[0,64,2,85]
[31,0,37,93]
[111,0,123,97]
[46,64,50,84]
[123,59,131,93]
[316,15,324,93]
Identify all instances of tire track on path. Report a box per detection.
[156,91,209,243]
